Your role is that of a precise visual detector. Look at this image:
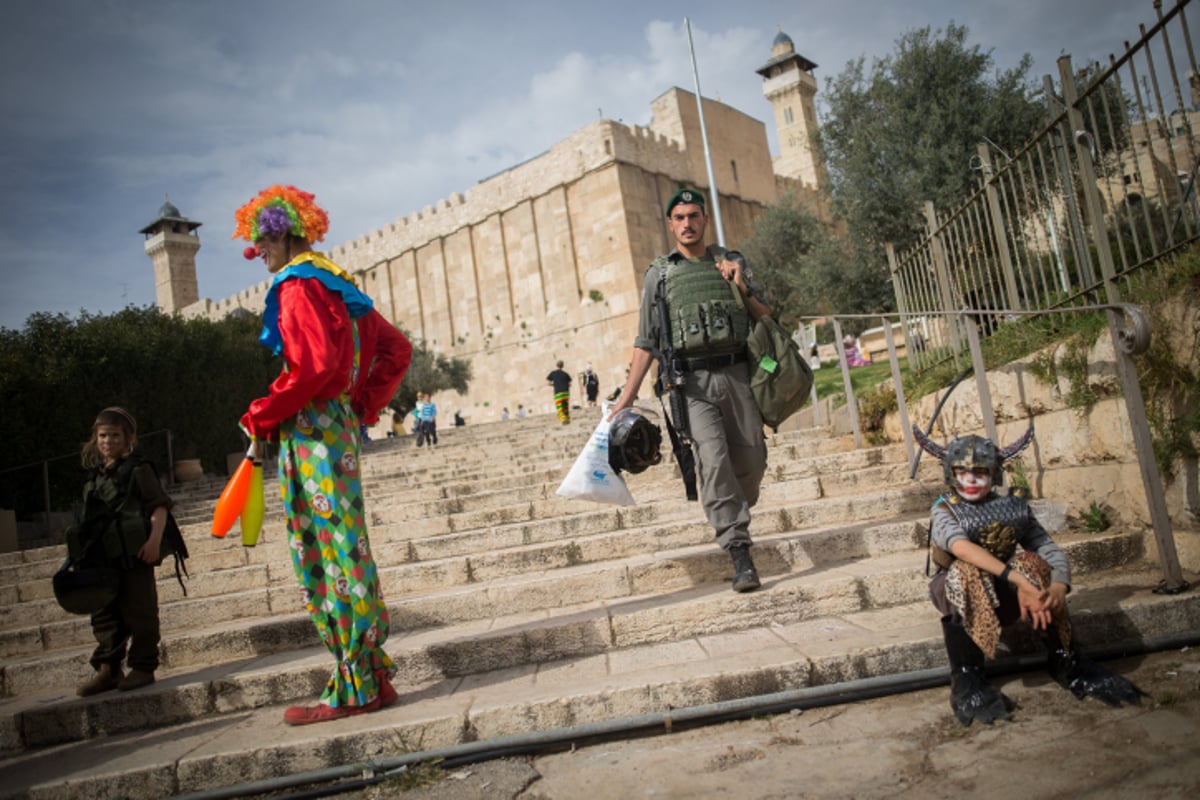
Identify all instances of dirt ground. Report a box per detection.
[273,646,1200,800]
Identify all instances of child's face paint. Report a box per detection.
[954,467,992,501]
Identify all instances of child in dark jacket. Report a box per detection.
[71,407,176,696]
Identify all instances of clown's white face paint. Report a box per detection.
[954,467,992,502]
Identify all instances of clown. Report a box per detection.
[915,424,1145,726]
[234,185,413,725]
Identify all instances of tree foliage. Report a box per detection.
[741,195,891,332]
[0,306,277,481]
[819,22,1045,258]
[390,335,473,416]
[0,306,475,521]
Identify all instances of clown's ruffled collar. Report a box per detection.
[258,252,373,356]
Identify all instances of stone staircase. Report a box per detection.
[0,407,1195,799]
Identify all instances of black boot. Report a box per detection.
[942,617,1010,726]
[1045,637,1147,707]
[729,544,761,593]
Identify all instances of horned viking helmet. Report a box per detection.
[912,424,1035,488]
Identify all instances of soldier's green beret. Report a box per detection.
[665,188,706,216]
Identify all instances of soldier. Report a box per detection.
[609,188,770,592]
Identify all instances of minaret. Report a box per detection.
[757,29,826,189]
[139,196,201,314]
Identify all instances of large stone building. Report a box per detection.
[150,32,825,424]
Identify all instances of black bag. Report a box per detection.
[53,556,121,615]
[746,315,813,430]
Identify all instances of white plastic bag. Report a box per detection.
[556,416,636,506]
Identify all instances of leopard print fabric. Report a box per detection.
[946,551,1071,658]
[946,560,1003,658]
[1015,551,1072,650]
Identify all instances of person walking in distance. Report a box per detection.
[418,392,438,446]
[609,188,771,592]
[581,362,600,408]
[547,360,573,424]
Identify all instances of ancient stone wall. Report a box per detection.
[183,88,782,423]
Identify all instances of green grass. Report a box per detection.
[896,309,1108,404]
[810,247,1200,471]
[812,360,907,402]
[810,307,1103,408]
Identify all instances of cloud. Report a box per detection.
[0,0,1169,330]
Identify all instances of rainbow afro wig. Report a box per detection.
[232,184,330,243]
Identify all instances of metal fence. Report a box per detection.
[890,0,1197,372]
[881,0,1193,592]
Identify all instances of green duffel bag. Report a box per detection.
[746,315,813,430]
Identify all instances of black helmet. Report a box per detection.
[609,409,663,474]
[53,559,120,615]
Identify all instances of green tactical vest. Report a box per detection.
[659,250,751,356]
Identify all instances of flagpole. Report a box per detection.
[684,17,725,246]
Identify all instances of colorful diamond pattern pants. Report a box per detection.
[279,397,393,708]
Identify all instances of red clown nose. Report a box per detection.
[243,246,260,260]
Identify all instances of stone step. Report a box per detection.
[0,469,1102,649]
[350,429,850,486]
[0,544,1162,751]
[360,424,848,481]
[155,422,840,513]
[0,526,1144,699]
[165,429,861,528]
[0,444,935,581]
[167,419,845,492]
[0,402,1180,800]
[0,493,926,659]
[354,445,920,527]
[1,563,1195,799]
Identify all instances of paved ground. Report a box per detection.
[261,645,1200,799]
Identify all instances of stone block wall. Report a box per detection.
[184,88,784,423]
[880,329,1199,573]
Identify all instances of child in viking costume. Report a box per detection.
[234,185,412,725]
[914,424,1145,726]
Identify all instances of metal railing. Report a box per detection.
[868,1,1192,592]
[890,0,1196,375]
[801,300,1184,594]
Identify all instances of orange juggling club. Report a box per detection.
[212,443,255,539]
[240,458,265,547]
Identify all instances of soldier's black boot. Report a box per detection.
[942,617,1010,726]
[729,544,761,593]
[1044,635,1147,706]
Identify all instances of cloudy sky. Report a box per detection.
[0,0,1158,331]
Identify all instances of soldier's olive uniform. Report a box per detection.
[635,244,768,549]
